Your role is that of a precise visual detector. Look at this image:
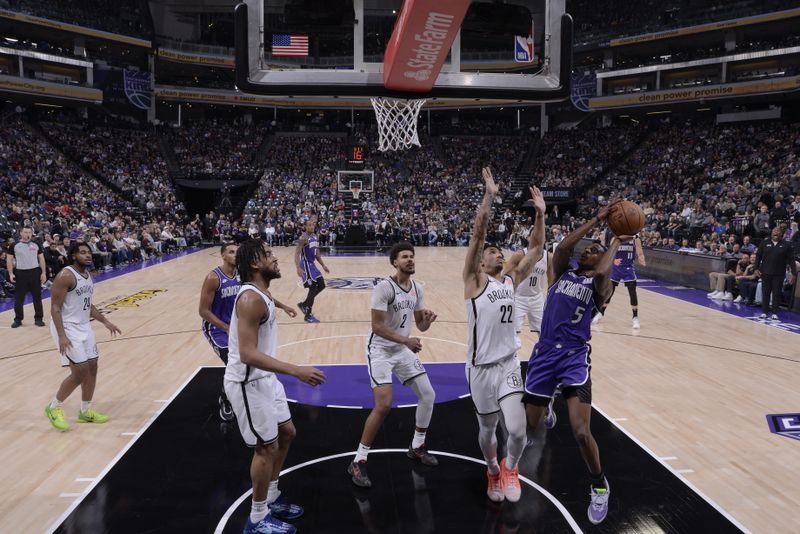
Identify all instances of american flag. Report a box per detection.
[271,34,309,56]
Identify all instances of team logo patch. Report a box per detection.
[413,359,423,371]
[767,413,800,441]
[327,277,383,290]
[506,371,522,389]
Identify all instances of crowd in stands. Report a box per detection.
[2,0,150,39]
[570,0,793,48]
[0,116,197,299]
[533,127,642,189]
[166,119,269,178]
[234,133,527,248]
[42,121,180,215]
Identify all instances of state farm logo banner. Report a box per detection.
[383,0,471,92]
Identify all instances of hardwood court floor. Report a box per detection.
[0,247,798,533]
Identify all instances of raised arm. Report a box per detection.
[463,167,498,291]
[511,186,546,289]
[552,200,618,280]
[593,237,623,303]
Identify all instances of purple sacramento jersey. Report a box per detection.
[299,232,322,284]
[611,240,637,282]
[525,266,600,399]
[202,267,240,348]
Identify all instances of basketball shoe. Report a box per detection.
[486,470,504,502]
[588,478,610,524]
[500,458,521,502]
[78,408,109,424]
[348,460,372,487]
[407,443,438,466]
[268,496,304,520]
[243,514,296,534]
[44,405,69,431]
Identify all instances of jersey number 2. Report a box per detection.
[400,314,407,329]
[500,305,513,324]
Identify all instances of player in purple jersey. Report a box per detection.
[199,242,240,421]
[522,201,623,525]
[295,219,330,323]
[594,232,647,328]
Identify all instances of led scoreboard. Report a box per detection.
[349,145,365,166]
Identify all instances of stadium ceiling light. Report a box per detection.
[646,110,672,115]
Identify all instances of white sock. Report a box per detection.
[267,480,280,504]
[50,399,62,409]
[411,430,426,449]
[354,443,370,463]
[80,401,91,412]
[486,457,500,475]
[250,499,268,523]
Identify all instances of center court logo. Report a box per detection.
[327,277,383,290]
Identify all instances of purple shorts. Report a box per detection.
[524,342,591,400]
[301,263,322,285]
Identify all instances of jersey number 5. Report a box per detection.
[571,306,586,324]
[500,304,513,324]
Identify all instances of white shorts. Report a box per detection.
[50,321,98,367]
[514,295,544,333]
[224,373,291,447]
[466,355,524,415]
[366,344,427,388]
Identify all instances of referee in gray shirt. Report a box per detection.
[6,226,47,328]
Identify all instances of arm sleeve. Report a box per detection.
[413,282,425,311]
[370,280,393,311]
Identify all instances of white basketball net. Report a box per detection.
[370,97,426,152]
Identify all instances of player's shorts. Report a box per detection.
[514,295,544,333]
[523,342,592,405]
[611,267,636,284]
[51,321,98,367]
[366,344,426,388]
[202,324,229,364]
[466,355,524,415]
[300,262,323,286]
[224,373,291,447]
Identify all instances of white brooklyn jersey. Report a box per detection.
[60,266,93,324]
[368,277,424,353]
[467,274,517,366]
[516,248,548,299]
[225,284,277,383]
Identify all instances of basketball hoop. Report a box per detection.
[349,180,362,200]
[370,97,426,152]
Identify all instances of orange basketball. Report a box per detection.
[607,200,645,236]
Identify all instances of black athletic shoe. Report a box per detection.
[348,460,372,488]
[218,395,235,421]
[11,321,21,328]
[35,320,46,327]
[407,444,439,466]
[297,302,310,317]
